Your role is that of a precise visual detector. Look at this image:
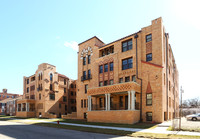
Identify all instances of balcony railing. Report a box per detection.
[81,75,92,81]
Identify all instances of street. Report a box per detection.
[0,121,135,139]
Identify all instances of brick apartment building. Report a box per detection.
[16,63,76,118]
[6,96,22,116]
[77,17,179,124]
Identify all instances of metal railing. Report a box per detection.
[81,75,92,81]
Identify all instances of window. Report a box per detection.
[122,39,132,52]
[59,103,61,108]
[99,82,103,87]
[104,80,108,86]
[71,84,74,88]
[88,55,91,64]
[109,80,113,85]
[31,76,35,81]
[71,91,73,96]
[110,62,113,71]
[99,98,103,108]
[64,88,66,93]
[41,73,42,80]
[39,74,40,80]
[49,94,55,100]
[63,96,67,102]
[83,71,86,80]
[146,112,152,121]
[7,96,9,98]
[65,105,67,111]
[88,69,91,79]
[30,85,35,91]
[146,94,152,106]
[64,79,66,85]
[122,58,133,70]
[85,84,88,94]
[50,73,53,81]
[169,81,171,91]
[146,53,152,62]
[81,100,83,108]
[120,96,123,107]
[84,99,86,108]
[146,34,152,42]
[39,94,41,100]
[50,84,53,91]
[83,57,86,65]
[125,76,130,82]
[119,78,123,83]
[27,79,29,84]
[99,65,103,73]
[104,64,108,72]
[27,87,29,93]
[132,75,136,82]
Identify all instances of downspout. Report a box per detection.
[165,33,169,120]
[134,33,143,122]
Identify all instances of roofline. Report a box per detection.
[78,36,104,45]
[99,31,141,49]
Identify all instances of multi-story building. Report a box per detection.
[6,96,22,116]
[0,89,20,101]
[77,17,179,124]
[16,63,76,118]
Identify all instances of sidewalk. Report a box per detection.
[7,118,200,137]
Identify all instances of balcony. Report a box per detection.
[81,75,92,82]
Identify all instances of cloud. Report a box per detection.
[64,41,79,51]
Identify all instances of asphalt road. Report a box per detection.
[0,121,135,139]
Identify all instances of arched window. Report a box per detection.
[50,73,53,81]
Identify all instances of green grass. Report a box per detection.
[33,123,132,136]
[59,119,157,129]
[131,132,200,139]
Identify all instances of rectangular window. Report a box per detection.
[30,85,35,91]
[49,94,55,100]
[99,65,103,73]
[99,82,103,87]
[125,76,130,82]
[27,79,29,84]
[132,75,136,82]
[146,112,152,121]
[119,78,123,83]
[71,91,73,96]
[27,87,29,93]
[109,80,113,85]
[99,98,103,108]
[59,103,61,108]
[88,55,91,64]
[146,34,152,42]
[122,58,133,70]
[81,100,83,108]
[71,84,74,88]
[85,84,88,94]
[110,62,113,71]
[63,96,67,102]
[83,57,86,65]
[104,64,108,72]
[84,99,86,108]
[104,80,108,86]
[64,88,66,93]
[119,96,123,107]
[146,93,152,106]
[83,71,86,80]
[65,105,67,111]
[122,39,132,52]
[64,79,66,85]
[146,53,152,62]
[50,84,53,91]
[88,69,91,79]
[39,94,41,100]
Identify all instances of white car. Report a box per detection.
[186,113,200,121]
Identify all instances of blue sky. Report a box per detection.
[0,0,199,100]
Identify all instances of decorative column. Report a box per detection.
[131,91,136,110]
[21,103,23,112]
[105,94,108,111]
[128,91,131,110]
[107,93,110,111]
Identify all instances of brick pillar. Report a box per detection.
[88,96,91,111]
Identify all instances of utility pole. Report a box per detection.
[179,86,184,130]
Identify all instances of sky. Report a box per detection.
[0,0,199,100]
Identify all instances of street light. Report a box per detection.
[179,86,184,130]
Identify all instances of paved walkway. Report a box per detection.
[7,118,200,137]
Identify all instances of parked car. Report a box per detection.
[186,113,200,121]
